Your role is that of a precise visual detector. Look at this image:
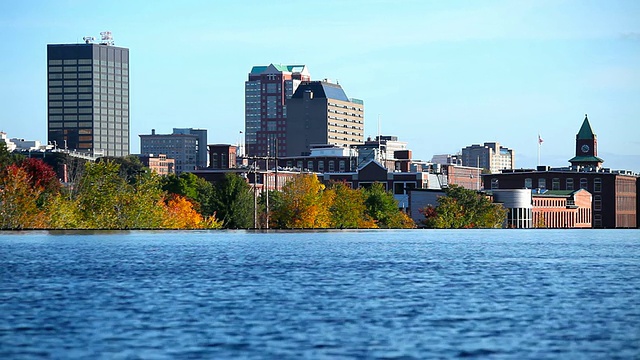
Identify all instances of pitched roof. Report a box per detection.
[291,81,350,101]
[568,155,604,163]
[577,114,596,140]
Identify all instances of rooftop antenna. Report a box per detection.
[99,31,114,46]
[377,114,381,163]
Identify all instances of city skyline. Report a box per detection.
[1,1,639,171]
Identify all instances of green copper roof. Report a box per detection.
[536,190,579,197]
[250,64,307,75]
[568,155,604,163]
[577,114,595,140]
[249,66,268,75]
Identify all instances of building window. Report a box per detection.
[307,161,313,171]
[552,178,560,190]
[491,178,499,190]
[524,178,532,189]
[566,178,574,190]
[297,160,303,169]
[328,161,335,172]
[594,214,602,227]
[594,178,602,193]
[580,178,588,190]
[594,195,602,211]
[212,153,218,168]
[339,160,346,172]
[318,161,324,172]
[538,178,546,189]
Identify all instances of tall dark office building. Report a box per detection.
[245,64,310,157]
[47,36,129,157]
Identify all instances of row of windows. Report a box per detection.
[49,100,129,107]
[328,108,363,117]
[49,121,129,131]
[48,66,129,75]
[49,107,129,115]
[49,80,128,88]
[48,59,93,66]
[523,177,602,192]
[283,160,348,173]
[49,87,129,96]
[328,102,363,112]
[49,94,92,100]
[48,59,128,68]
[328,135,361,142]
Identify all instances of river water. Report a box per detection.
[1,230,639,359]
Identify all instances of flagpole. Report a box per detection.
[537,133,542,167]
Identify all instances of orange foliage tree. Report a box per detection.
[163,195,222,229]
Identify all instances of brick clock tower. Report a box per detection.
[569,114,603,169]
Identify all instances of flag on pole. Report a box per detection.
[538,134,544,145]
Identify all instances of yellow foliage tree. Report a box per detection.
[270,174,332,229]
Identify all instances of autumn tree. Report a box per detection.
[422,184,506,229]
[18,158,61,205]
[161,172,214,212]
[0,165,48,229]
[270,174,332,229]
[327,181,376,229]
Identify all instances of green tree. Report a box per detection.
[162,173,199,202]
[363,183,415,228]
[74,161,166,229]
[46,194,81,229]
[327,181,375,229]
[211,173,254,228]
[98,155,148,184]
[121,173,166,228]
[422,184,507,229]
[0,141,25,169]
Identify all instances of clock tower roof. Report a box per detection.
[577,114,596,140]
[569,114,602,168]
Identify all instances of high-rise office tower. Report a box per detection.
[47,33,129,157]
[245,64,310,157]
[286,80,365,157]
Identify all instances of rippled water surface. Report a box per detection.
[1,230,639,359]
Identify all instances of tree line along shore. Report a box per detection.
[0,143,506,230]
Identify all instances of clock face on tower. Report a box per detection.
[581,144,590,153]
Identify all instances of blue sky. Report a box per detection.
[1,0,639,171]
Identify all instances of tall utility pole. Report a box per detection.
[252,160,257,229]
[265,140,270,230]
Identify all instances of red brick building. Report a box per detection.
[138,154,174,176]
[532,189,592,228]
[483,116,638,228]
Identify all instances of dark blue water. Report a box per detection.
[1,230,639,359]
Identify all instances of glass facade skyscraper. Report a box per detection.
[47,43,129,157]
